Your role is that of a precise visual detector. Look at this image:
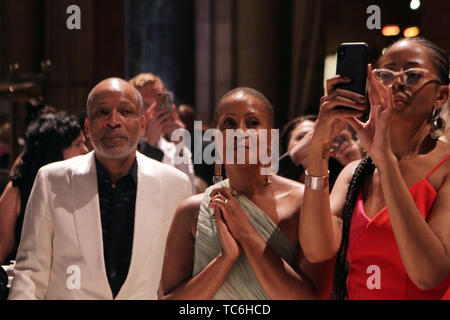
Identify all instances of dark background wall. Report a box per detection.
[0,0,449,165]
[125,0,195,106]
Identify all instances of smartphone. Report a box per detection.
[156,92,174,112]
[335,42,368,96]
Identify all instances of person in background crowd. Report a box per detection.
[8,98,58,179]
[279,115,317,182]
[177,104,215,192]
[8,78,192,299]
[0,118,11,168]
[279,115,362,189]
[300,37,450,299]
[440,99,449,143]
[128,73,196,192]
[178,104,196,134]
[158,87,333,300]
[0,112,88,264]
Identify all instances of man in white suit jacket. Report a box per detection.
[8,78,192,299]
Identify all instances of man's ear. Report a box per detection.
[84,118,90,138]
[435,85,449,111]
[140,115,146,137]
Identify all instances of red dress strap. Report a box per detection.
[425,154,450,179]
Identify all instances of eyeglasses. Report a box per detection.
[374,67,441,87]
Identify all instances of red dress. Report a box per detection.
[443,287,450,300]
[346,155,450,299]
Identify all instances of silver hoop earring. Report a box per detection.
[430,109,446,140]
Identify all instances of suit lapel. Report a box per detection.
[116,152,161,298]
[72,152,112,298]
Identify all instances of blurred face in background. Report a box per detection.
[137,83,176,138]
[287,120,316,152]
[330,126,362,165]
[137,84,162,113]
[62,131,89,159]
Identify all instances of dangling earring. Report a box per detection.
[430,109,446,140]
[213,162,223,184]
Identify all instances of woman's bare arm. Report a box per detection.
[0,181,20,264]
[158,194,239,300]
[377,155,450,290]
[299,75,366,263]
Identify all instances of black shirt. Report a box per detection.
[96,157,137,298]
[138,138,164,162]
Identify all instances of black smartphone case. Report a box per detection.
[335,42,368,96]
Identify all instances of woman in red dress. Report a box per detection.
[299,37,450,299]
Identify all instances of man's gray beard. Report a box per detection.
[92,141,138,160]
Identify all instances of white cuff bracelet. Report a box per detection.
[305,170,329,190]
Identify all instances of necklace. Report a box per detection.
[231,175,273,196]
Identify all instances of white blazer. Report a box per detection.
[157,136,196,193]
[8,151,192,300]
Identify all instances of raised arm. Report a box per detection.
[299,76,367,263]
[158,194,240,300]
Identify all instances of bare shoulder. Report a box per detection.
[341,159,362,180]
[414,141,450,190]
[434,141,450,188]
[177,193,203,214]
[0,181,21,218]
[271,175,305,222]
[1,181,19,196]
[0,181,20,203]
[272,175,305,199]
[173,193,204,237]
[436,140,450,171]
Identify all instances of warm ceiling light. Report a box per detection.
[382,25,400,36]
[410,0,421,10]
[404,26,420,38]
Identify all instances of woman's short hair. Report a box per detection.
[215,87,275,127]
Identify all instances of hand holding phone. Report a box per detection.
[157,92,174,112]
